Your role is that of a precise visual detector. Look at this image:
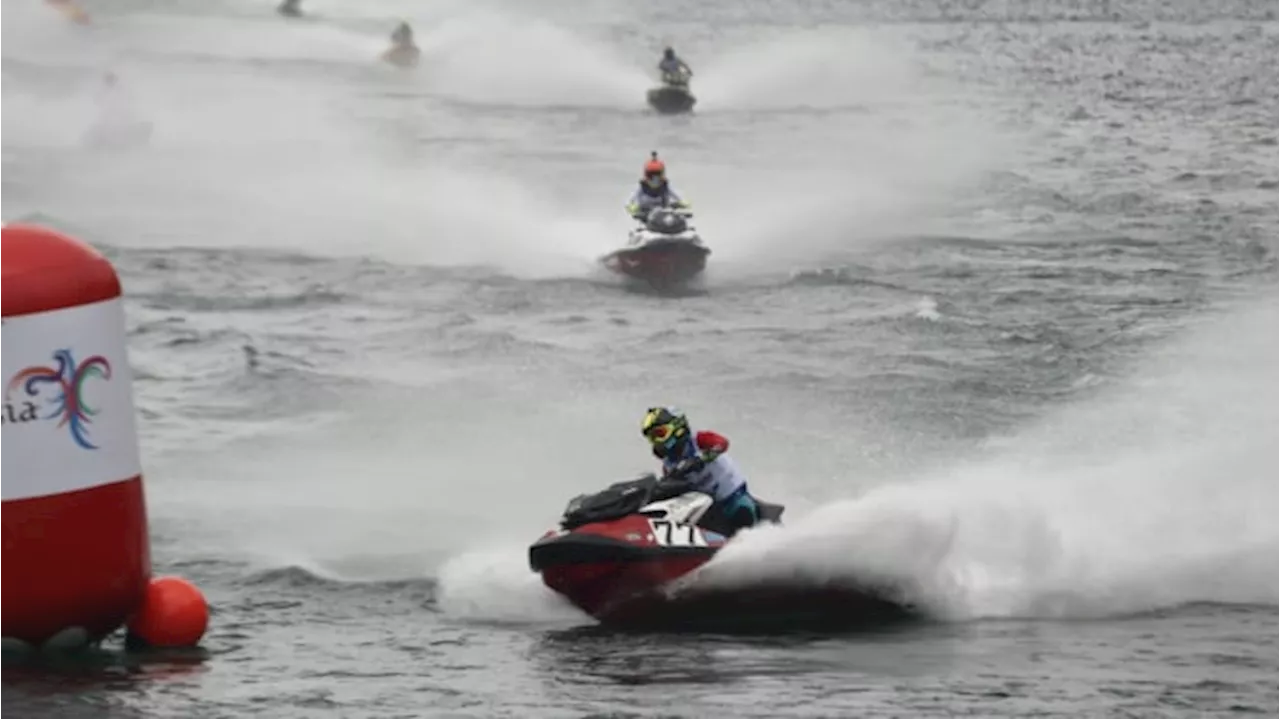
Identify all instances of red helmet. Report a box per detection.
[643,152,666,189]
[643,151,665,177]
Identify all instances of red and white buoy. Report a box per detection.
[2,223,207,652]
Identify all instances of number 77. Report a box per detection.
[650,520,700,546]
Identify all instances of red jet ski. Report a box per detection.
[529,472,923,630]
[599,207,709,290]
[528,472,785,624]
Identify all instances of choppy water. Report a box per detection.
[2,0,1277,716]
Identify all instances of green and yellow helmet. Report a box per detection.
[641,406,690,459]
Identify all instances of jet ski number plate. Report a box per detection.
[649,520,708,547]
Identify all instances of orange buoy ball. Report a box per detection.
[126,576,208,648]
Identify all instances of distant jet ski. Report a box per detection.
[600,206,709,289]
[381,21,420,68]
[646,69,696,114]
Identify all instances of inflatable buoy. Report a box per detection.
[1,223,205,651]
[127,576,209,648]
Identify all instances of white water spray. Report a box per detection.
[695,29,932,111]
[1,2,636,278]
[409,8,651,108]
[697,298,1279,620]
[670,28,1015,274]
[4,2,1015,282]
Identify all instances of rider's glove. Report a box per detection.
[676,455,706,476]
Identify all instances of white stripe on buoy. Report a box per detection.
[3,297,143,501]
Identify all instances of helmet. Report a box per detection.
[643,151,665,176]
[642,151,666,190]
[641,406,692,460]
[663,47,676,60]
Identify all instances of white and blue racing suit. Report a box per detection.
[661,431,758,532]
[659,57,691,81]
[626,185,685,219]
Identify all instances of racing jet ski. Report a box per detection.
[646,70,696,114]
[599,206,709,289]
[530,468,925,630]
[528,471,785,625]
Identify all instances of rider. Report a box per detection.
[658,47,692,84]
[390,21,413,46]
[382,21,420,67]
[625,152,689,220]
[640,406,760,537]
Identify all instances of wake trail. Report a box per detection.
[1,2,639,278]
[436,298,1278,624]
[693,297,1279,621]
[663,27,1015,274]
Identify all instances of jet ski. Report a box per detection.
[530,468,925,631]
[599,206,709,289]
[528,471,786,625]
[382,44,419,68]
[646,71,696,114]
[381,22,420,68]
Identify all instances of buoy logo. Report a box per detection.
[4,349,113,450]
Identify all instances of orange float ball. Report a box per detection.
[126,576,209,648]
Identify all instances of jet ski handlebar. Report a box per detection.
[636,205,692,221]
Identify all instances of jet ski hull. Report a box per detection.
[600,237,710,288]
[647,85,696,114]
[529,514,724,619]
[382,46,420,68]
[530,478,731,621]
[596,577,922,632]
[530,518,917,630]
